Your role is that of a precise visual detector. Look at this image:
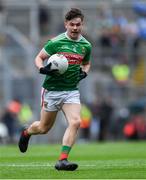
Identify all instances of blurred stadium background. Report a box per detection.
[0,0,146,144]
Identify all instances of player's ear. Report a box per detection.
[64,21,68,29]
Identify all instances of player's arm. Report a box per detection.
[81,61,91,74]
[35,49,58,75]
[78,43,92,81]
[35,49,49,70]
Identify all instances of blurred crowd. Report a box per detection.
[93,1,146,73]
[80,96,146,142]
[0,99,33,144]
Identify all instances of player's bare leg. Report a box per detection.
[55,103,81,171]
[27,109,57,134]
[62,103,81,146]
[18,109,57,153]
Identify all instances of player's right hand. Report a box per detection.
[39,63,59,76]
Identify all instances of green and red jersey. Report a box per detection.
[42,32,92,91]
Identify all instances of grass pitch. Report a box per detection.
[0,141,146,179]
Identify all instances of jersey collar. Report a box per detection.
[65,32,82,42]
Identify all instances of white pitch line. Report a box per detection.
[0,163,96,167]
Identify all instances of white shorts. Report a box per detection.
[41,88,80,111]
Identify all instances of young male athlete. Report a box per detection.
[18,8,92,171]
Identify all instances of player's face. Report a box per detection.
[65,17,83,40]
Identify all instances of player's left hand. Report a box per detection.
[78,68,88,81]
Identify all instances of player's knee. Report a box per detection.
[70,117,81,128]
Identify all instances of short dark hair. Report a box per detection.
[65,8,84,21]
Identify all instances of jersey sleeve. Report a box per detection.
[82,44,92,64]
[43,40,56,55]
